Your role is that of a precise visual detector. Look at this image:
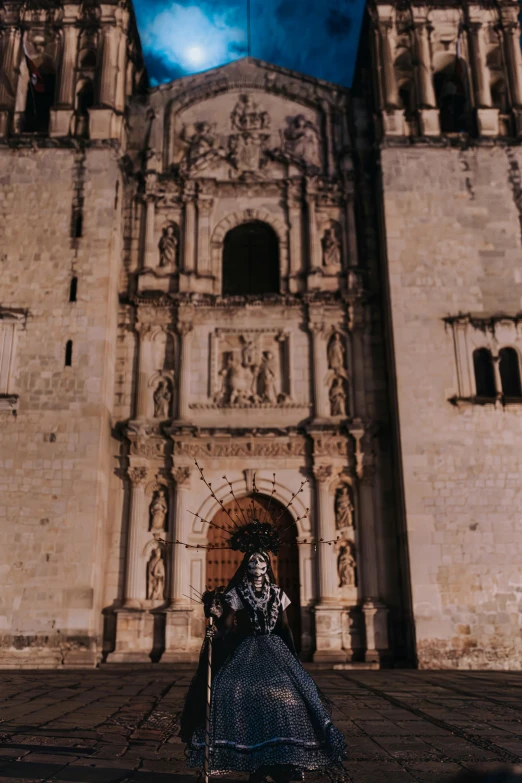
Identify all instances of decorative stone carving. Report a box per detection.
[172,437,306,459]
[227,94,271,174]
[153,377,172,419]
[158,222,179,269]
[282,115,321,170]
[335,485,354,530]
[211,330,292,407]
[181,121,217,167]
[128,466,148,486]
[172,466,191,487]
[329,374,347,417]
[313,464,333,484]
[327,332,347,376]
[336,540,357,588]
[321,220,342,269]
[313,434,349,458]
[326,332,349,418]
[149,488,168,537]
[147,545,165,600]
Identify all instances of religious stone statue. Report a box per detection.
[219,352,252,405]
[327,332,346,374]
[258,351,278,404]
[153,378,171,419]
[240,335,257,367]
[335,485,354,530]
[182,120,216,165]
[147,546,165,600]
[282,114,321,169]
[329,374,347,417]
[337,542,356,588]
[158,223,178,269]
[321,222,342,268]
[150,488,168,535]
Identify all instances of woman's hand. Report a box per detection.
[205,623,218,639]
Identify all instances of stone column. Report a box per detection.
[503,22,522,107]
[57,25,77,106]
[183,188,197,274]
[168,467,192,606]
[413,20,436,108]
[353,429,389,663]
[322,100,335,176]
[176,321,193,421]
[345,197,359,268]
[144,193,157,269]
[135,323,151,419]
[0,27,20,107]
[313,465,347,663]
[305,179,320,270]
[468,22,491,107]
[197,197,213,277]
[123,466,148,608]
[287,181,303,292]
[99,25,119,107]
[309,323,330,419]
[114,29,127,113]
[492,354,503,400]
[380,22,400,108]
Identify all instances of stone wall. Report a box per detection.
[0,146,122,667]
[380,145,522,669]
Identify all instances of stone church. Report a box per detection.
[1,0,522,669]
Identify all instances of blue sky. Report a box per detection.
[132,0,366,88]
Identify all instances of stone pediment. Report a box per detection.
[140,58,350,177]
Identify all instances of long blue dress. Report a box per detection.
[187,580,346,774]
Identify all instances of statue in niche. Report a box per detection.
[153,378,172,419]
[147,546,165,600]
[282,114,321,169]
[158,223,178,269]
[335,485,354,530]
[327,332,346,375]
[257,351,278,404]
[329,374,347,417]
[150,488,168,535]
[321,221,342,268]
[337,541,356,588]
[219,352,253,405]
[182,120,216,166]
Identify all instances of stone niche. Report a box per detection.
[168,90,324,180]
[192,328,297,409]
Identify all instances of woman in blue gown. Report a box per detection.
[185,548,346,783]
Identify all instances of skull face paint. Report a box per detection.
[247,552,268,591]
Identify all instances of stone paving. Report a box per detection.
[0,668,522,783]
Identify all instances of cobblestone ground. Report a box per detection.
[1,668,522,783]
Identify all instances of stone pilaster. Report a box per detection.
[123,465,149,608]
[309,322,330,420]
[312,465,347,663]
[176,320,193,422]
[412,13,439,136]
[182,184,197,275]
[305,178,320,272]
[286,180,303,293]
[135,323,152,419]
[144,175,157,269]
[468,20,498,136]
[0,26,20,135]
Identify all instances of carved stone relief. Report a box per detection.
[321,220,342,270]
[335,484,354,531]
[147,544,166,600]
[325,332,349,418]
[204,329,294,408]
[228,94,271,175]
[153,377,172,419]
[149,488,168,537]
[336,539,357,588]
[158,222,179,270]
[281,115,321,170]
[173,437,306,458]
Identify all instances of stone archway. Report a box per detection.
[206,494,301,651]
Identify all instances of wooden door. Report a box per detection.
[206,495,301,650]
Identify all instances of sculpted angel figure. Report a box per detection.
[283,114,321,169]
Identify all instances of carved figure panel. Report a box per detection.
[158,222,179,270]
[147,545,166,600]
[321,220,342,269]
[325,331,349,418]
[335,484,354,530]
[207,329,293,408]
[281,115,321,170]
[149,488,168,536]
[336,540,357,588]
[153,377,172,419]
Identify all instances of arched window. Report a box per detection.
[434,59,473,134]
[23,61,56,134]
[222,221,280,296]
[499,347,522,398]
[473,348,496,399]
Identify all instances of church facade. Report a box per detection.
[1,0,521,669]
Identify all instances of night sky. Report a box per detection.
[132,0,366,89]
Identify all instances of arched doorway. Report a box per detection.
[206,495,301,651]
[222,221,280,296]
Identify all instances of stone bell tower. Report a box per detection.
[0,0,145,667]
[353,0,522,669]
